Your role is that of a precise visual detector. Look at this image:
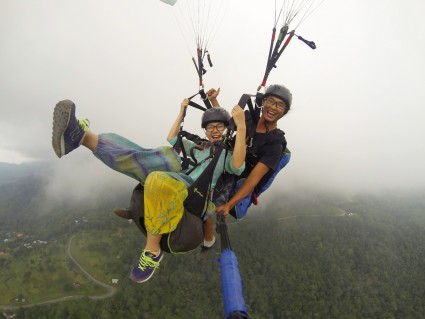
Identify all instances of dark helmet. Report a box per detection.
[263,84,292,114]
[201,107,231,128]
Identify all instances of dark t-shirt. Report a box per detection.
[242,128,287,192]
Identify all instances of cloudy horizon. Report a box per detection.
[1,0,425,193]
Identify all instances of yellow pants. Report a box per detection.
[144,171,188,235]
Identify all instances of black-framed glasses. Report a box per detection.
[264,97,286,111]
[205,123,226,132]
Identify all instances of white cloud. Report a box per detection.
[1,0,425,191]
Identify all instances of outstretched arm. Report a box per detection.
[230,105,246,170]
[216,162,270,218]
[167,98,189,141]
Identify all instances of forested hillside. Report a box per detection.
[0,162,49,186]
[1,165,424,318]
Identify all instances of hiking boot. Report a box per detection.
[130,250,163,283]
[52,100,90,158]
[114,207,133,220]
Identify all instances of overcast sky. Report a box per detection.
[1,0,425,195]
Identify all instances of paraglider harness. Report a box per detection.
[174,89,291,221]
[173,89,235,220]
[119,89,234,253]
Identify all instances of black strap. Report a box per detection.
[185,143,213,175]
[199,88,213,109]
[188,100,207,112]
[175,131,207,171]
[216,213,232,251]
[186,88,212,111]
[184,145,225,218]
[173,93,208,170]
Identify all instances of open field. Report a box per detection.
[0,238,106,306]
[0,223,143,308]
[70,227,139,283]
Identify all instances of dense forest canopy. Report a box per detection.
[0,164,424,318]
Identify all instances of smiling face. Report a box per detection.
[205,121,226,142]
[262,96,286,123]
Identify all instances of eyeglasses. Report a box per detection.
[205,123,226,132]
[264,97,286,111]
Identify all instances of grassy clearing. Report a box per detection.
[70,228,136,283]
[0,239,105,306]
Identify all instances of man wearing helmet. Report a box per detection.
[51,97,246,283]
[207,84,291,219]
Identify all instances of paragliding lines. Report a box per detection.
[277,0,323,28]
[167,0,229,90]
[259,0,323,90]
[261,25,290,88]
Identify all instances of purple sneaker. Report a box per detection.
[52,100,90,158]
[130,250,163,283]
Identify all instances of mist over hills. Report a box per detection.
[1,161,425,318]
[1,160,425,235]
[0,161,131,233]
[2,159,425,240]
[0,162,49,186]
